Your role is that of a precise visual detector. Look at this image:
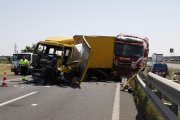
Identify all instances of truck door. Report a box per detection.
[73,36,91,84]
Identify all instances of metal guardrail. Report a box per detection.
[137,72,180,120]
[148,72,180,106]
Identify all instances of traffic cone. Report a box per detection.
[1,72,8,87]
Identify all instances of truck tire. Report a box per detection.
[15,71,18,75]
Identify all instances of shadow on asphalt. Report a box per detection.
[17,78,121,89]
[18,80,81,89]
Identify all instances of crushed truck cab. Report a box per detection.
[32,37,76,84]
[115,33,149,77]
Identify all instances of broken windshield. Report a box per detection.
[115,44,143,58]
[34,43,63,57]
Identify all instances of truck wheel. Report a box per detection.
[33,79,39,84]
[15,71,18,75]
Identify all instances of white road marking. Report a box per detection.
[0,91,38,107]
[14,85,18,87]
[112,83,120,120]
[31,104,38,106]
[21,87,24,88]
[44,86,50,88]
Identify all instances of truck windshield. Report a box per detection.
[34,43,63,57]
[115,44,143,58]
[13,54,31,61]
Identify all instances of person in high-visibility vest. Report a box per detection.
[19,55,29,81]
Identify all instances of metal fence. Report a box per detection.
[137,72,180,120]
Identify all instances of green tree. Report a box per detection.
[22,44,36,53]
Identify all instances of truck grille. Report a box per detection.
[114,61,134,76]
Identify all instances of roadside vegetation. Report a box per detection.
[0,64,12,76]
[133,67,180,119]
[167,68,180,80]
[132,77,163,120]
[129,67,163,119]
[0,57,12,76]
[0,56,11,64]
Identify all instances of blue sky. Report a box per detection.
[0,0,180,56]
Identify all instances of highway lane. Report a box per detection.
[0,77,116,120]
[0,76,137,120]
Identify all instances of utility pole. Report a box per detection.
[14,43,17,53]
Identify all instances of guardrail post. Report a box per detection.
[156,90,162,99]
[171,102,178,116]
[152,89,162,99]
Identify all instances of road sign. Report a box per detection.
[170,48,174,53]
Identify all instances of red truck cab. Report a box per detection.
[114,33,149,77]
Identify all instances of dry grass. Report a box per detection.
[0,64,13,76]
[123,66,179,119]
[133,77,163,120]
[167,68,180,80]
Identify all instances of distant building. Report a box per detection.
[163,56,180,61]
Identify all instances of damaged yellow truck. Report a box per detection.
[32,37,76,84]
[72,35,149,84]
[32,35,149,85]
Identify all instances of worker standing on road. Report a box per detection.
[19,55,29,81]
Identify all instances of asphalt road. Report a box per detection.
[0,75,137,120]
